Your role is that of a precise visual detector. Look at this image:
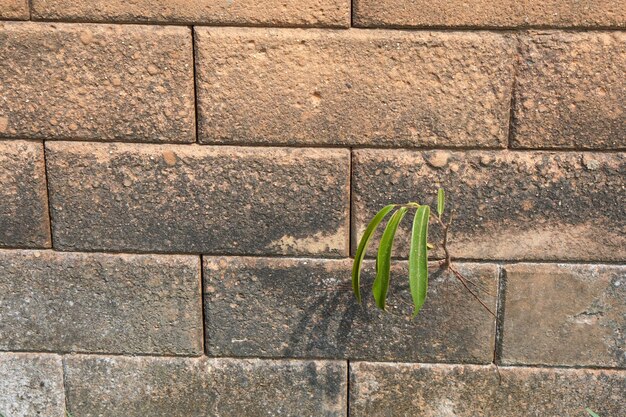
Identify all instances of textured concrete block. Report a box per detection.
[65,355,347,417]
[502,263,625,368]
[0,140,50,248]
[513,32,626,149]
[0,250,202,355]
[0,22,194,143]
[46,142,350,256]
[0,0,28,19]
[350,362,626,416]
[195,27,515,147]
[353,1,626,28]
[0,353,65,417]
[353,150,626,261]
[204,257,498,363]
[32,0,350,27]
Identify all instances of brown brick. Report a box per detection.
[65,355,347,416]
[204,257,498,363]
[0,0,28,19]
[32,0,350,27]
[350,362,626,416]
[502,263,625,368]
[0,22,194,143]
[0,353,65,417]
[46,142,350,256]
[0,140,50,248]
[353,1,626,28]
[195,28,515,148]
[513,32,625,149]
[353,150,626,261]
[0,250,202,355]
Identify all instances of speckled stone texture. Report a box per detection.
[0,0,28,19]
[0,140,51,248]
[349,362,626,416]
[32,0,350,27]
[352,150,626,261]
[0,250,203,355]
[0,22,194,143]
[513,32,626,149]
[0,353,65,417]
[65,355,347,417]
[195,27,515,147]
[204,257,497,363]
[353,0,626,28]
[502,263,625,368]
[46,141,350,256]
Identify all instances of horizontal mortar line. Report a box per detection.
[0,247,623,266]
[13,136,626,153]
[2,350,623,372]
[7,17,626,32]
[348,359,626,372]
[0,349,204,359]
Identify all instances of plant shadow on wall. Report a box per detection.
[280,188,497,361]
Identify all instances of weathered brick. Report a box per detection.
[350,362,626,416]
[65,355,347,417]
[0,250,202,355]
[0,0,28,19]
[195,28,515,147]
[0,140,51,248]
[0,353,65,417]
[32,0,350,27]
[513,32,625,149]
[502,263,625,368]
[0,22,194,143]
[46,142,350,256]
[204,257,497,363]
[354,1,626,28]
[353,150,625,261]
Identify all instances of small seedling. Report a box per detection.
[586,408,600,417]
[352,188,493,318]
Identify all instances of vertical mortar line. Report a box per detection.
[42,140,55,249]
[348,148,354,257]
[191,26,200,144]
[349,0,354,28]
[27,0,33,20]
[493,264,507,365]
[506,33,522,150]
[200,254,208,355]
[61,356,71,416]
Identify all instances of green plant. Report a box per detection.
[352,188,494,317]
[586,408,600,417]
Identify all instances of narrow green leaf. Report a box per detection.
[408,205,430,317]
[437,188,445,218]
[372,207,408,310]
[352,204,396,303]
[585,408,600,417]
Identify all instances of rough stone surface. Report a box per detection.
[32,0,350,27]
[502,263,625,368]
[353,1,626,28]
[204,257,498,363]
[353,150,626,261]
[0,250,202,355]
[195,27,515,147]
[65,355,347,417]
[513,32,626,149]
[0,22,194,143]
[0,353,65,417]
[46,142,350,256]
[0,0,28,19]
[0,140,51,248]
[350,362,626,416]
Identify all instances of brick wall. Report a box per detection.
[0,1,624,416]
